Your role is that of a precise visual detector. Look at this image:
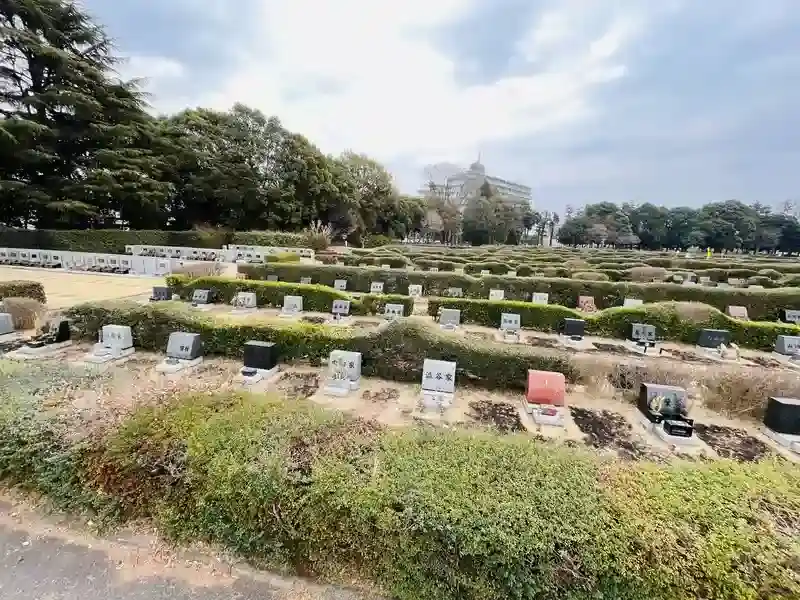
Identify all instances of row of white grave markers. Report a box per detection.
[125,244,315,262]
[0,248,179,276]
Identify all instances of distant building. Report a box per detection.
[420,160,533,212]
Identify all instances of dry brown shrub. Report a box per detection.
[0,296,47,329]
[171,262,223,278]
[575,355,695,394]
[668,301,718,323]
[629,266,668,282]
[702,370,800,420]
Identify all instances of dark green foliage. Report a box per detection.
[0,280,46,303]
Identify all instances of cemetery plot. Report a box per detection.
[468,399,525,433]
[277,371,320,399]
[569,407,661,461]
[693,424,773,462]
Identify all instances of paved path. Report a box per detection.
[0,267,161,309]
[0,499,372,600]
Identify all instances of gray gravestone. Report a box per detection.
[234,291,257,309]
[325,350,362,394]
[630,323,656,342]
[623,298,643,308]
[370,281,384,294]
[408,284,423,297]
[334,279,347,291]
[282,295,303,314]
[300,277,312,285]
[775,335,800,356]
[166,332,202,360]
[384,303,404,318]
[439,308,461,329]
[726,305,749,320]
[448,287,463,298]
[100,325,133,350]
[191,289,210,304]
[500,313,521,332]
[489,289,504,301]
[332,299,351,315]
[267,275,279,282]
[421,359,456,393]
[532,292,549,304]
[0,313,14,335]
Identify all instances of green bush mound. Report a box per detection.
[0,280,46,304]
[240,263,800,321]
[166,275,415,317]
[65,301,580,388]
[0,229,305,253]
[427,298,800,351]
[2,386,798,600]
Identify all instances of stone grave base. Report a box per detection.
[560,336,596,351]
[5,340,72,360]
[626,340,661,355]
[155,356,203,374]
[327,315,352,326]
[531,405,565,427]
[694,346,737,362]
[191,303,213,311]
[638,416,702,448]
[771,352,800,370]
[762,427,800,455]
[495,330,521,344]
[231,307,256,315]
[279,311,300,319]
[77,347,135,370]
[323,379,360,397]
[0,332,23,343]
[239,365,280,385]
[419,390,454,411]
[439,324,460,333]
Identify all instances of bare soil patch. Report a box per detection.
[569,407,657,461]
[278,372,320,399]
[465,331,493,342]
[693,424,773,462]
[591,342,638,357]
[468,399,524,433]
[524,336,559,349]
[361,387,399,403]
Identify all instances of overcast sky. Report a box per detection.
[83,0,800,212]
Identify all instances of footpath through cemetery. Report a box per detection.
[1,237,799,600]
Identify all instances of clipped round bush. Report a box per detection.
[571,271,610,282]
[757,268,782,280]
[746,275,777,288]
[265,252,301,263]
[630,266,668,282]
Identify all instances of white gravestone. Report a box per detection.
[507,270,517,277]
[334,279,347,291]
[300,277,312,285]
[280,295,303,317]
[191,289,212,311]
[408,284,423,298]
[83,325,135,366]
[0,313,14,336]
[489,289,505,301]
[439,308,461,330]
[499,313,521,343]
[323,350,362,396]
[623,298,644,308]
[232,291,257,313]
[330,299,351,324]
[480,270,490,276]
[156,332,203,374]
[381,264,391,269]
[447,287,463,298]
[384,303,405,319]
[532,292,549,305]
[429,267,439,272]
[420,359,456,411]
[370,281,384,294]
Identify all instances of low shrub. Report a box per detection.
[0,297,46,329]
[239,263,800,321]
[747,275,778,288]
[412,258,457,272]
[571,271,610,282]
[426,299,800,350]
[165,275,415,317]
[757,268,783,280]
[463,261,511,275]
[629,266,669,282]
[265,252,301,263]
[0,280,46,304]
[65,301,581,388]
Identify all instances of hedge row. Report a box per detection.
[3,380,798,600]
[65,302,579,388]
[165,275,416,317]
[0,280,46,304]
[426,298,800,351]
[0,228,305,253]
[238,263,800,321]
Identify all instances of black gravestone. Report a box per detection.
[243,340,277,371]
[697,328,730,349]
[763,397,800,435]
[638,382,690,424]
[780,309,800,324]
[562,318,585,338]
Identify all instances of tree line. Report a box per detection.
[0,0,553,247]
[557,200,800,252]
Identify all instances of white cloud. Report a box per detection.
[134,0,648,172]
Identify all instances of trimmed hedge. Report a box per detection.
[426,298,800,351]
[165,275,415,317]
[65,301,580,388]
[240,263,800,321]
[0,228,305,253]
[0,280,46,304]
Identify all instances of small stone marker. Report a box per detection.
[489,289,504,301]
[157,332,203,374]
[532,292,549,304]
[300,277,312,285]
[334,279,347,291]
[780,309,800,324]
[578,296,597,312]
[525,370,566,426]
[408,284,422,297]
[240,340,279,383]
[233,291,257,311]
[0,313,14,336]
[429,266,438,272]
[370,281,384,294]
[507,270,517,277]
[480,270,490,276]
[699,276,711,285]
[439,308,461,330]
[381,264,391,269]
[697,328,731,349]
[324,350,362,396]
[623,298,643,308]
[384,303,405,319]
[774,335,800,356]
[726,305,749,320]
[420,358,456,410]
[281,295,303,317]
[447,287,463,298]
[267,275,279,282]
